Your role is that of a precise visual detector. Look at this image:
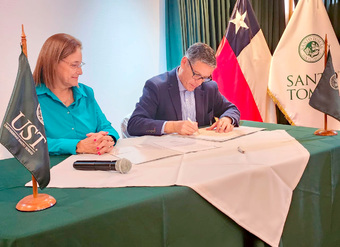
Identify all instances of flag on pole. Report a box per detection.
[309,51,340,121]
[0,50,50,189]
[212,0,276,123]
[268,0,340,129]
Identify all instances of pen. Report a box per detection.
[187,117,200,134]
[237,146,245,154]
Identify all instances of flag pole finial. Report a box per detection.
[21,24,27,57]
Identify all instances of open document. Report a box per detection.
[111,135,220,164]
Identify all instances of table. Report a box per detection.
[0,121,339,247]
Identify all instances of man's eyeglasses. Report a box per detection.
[187,59,212,83]
[62,60,85,70]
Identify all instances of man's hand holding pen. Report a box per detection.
[164,119,199,135]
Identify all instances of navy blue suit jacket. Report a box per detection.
[127,68,240,136]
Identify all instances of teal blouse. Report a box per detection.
[36,83,119,155]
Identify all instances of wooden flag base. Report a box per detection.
[16,193,56,212]
[314,129,338,136]
[16,175,56,212]
[314,114,338,136]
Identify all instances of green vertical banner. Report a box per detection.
[0,50,50,189]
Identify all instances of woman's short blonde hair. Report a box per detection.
[33,33,82,88]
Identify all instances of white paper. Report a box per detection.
[149,135,220,153]
[110,136,182,164]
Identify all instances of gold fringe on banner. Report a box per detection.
[267,88,295,126]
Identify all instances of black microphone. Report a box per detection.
[73,158,132,174]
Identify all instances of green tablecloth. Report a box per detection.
[0,121,339,247]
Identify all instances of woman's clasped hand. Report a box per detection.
[76,131,116,155]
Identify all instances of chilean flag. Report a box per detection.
[213,0,276,123]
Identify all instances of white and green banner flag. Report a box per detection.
[268,0,340,129]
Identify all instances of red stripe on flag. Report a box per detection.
[213,38,263,122]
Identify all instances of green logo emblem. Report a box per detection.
[36,104,44,125]
[330,73,338,90]
[298,34,325,63]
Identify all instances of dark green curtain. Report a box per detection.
[165,0,230,70]
[179,0,230,52]
[165,0,183,71]
[250,0,286,54]
[323,0,340,42]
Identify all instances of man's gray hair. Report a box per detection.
[185,42,216,68]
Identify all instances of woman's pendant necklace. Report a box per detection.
[62,92,73,106]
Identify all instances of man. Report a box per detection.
[127,43,240,136]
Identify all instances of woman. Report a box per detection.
[33,33,119,155]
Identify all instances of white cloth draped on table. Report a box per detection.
[27,129,310,247]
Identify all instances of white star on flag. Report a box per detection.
[229,10,249,34]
